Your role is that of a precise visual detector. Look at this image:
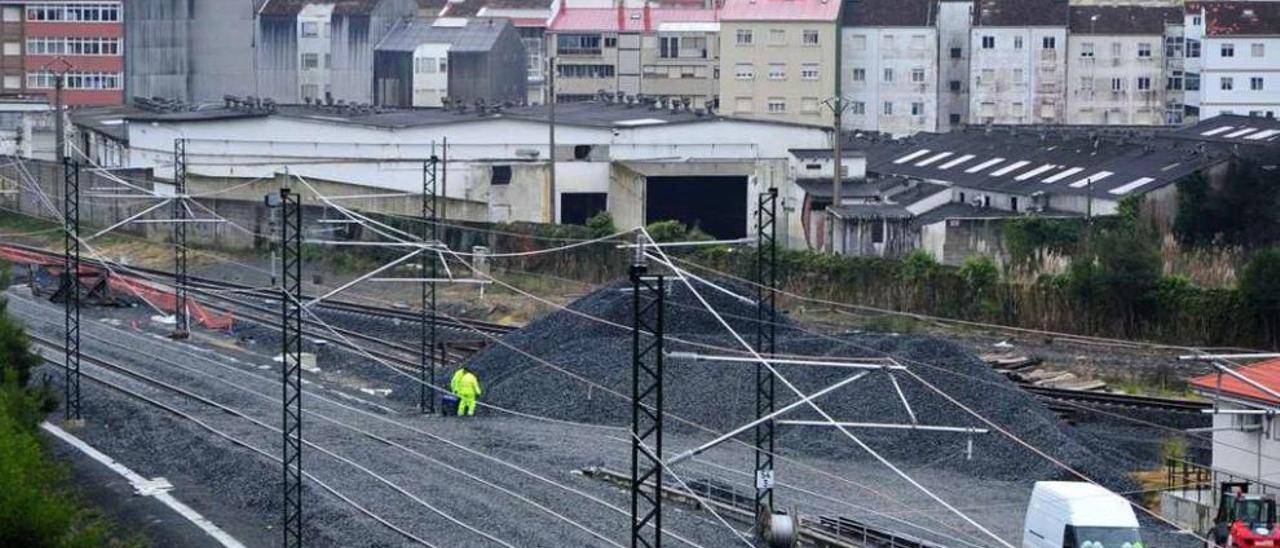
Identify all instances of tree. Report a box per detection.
[0,278,41,388]
[1240,248,1280,347]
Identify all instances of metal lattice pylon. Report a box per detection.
[279,188,304,548]
[631,260,665,548]
[171,139,189,339]
[63,157,81,421]
[754,188,778,522]
[420,150,440,414]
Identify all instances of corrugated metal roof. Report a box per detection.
[842,0,937,27]
[1068,6,1181,35]
[377,17,511,52]
[719,0,840,22]
[1189,359,1280,406]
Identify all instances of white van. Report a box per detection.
[1023,481,1145,548]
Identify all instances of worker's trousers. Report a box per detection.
[457,395,477,416]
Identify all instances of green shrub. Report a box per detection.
[585,211,616,239]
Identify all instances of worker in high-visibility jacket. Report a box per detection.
[455,368,482,417]
[450,366,468,396]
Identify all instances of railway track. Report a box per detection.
[18,303,723,548]
[1020,385,1210,413]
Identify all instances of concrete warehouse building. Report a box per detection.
[373,17,528,108]
[70,97,830,248]
[799,113,1280,265]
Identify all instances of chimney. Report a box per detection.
[643,0,652,32]
[617,0,625,30]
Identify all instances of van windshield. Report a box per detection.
[1063,526,1143,548]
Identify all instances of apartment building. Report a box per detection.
[968,0,1069,125]
[936,0,973,131]
[1187,1,1280,121]
[257,0,417,104]
[840,0,939,136]
[546,2,719,104]
[1065,5,1181,125]
[718,0,840,126]
[1,1,123,106]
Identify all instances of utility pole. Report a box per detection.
[171,139,190,339]
[279,188,304,548]
[420,148,440,415]
[63,154,82,423]
[821,97,849,253]
[548,57,557,224]
[754,188,778,536]
[630,235,664,548]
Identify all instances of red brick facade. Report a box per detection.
[0,1,123,106]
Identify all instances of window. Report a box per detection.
[1138,43,1151,58]
[2,42,17,56]
[491,166,512,186]
[1042,36,1056,49]
[26,70,121,90]
[1222,43,1234,57]
[850,101,865,115]
[659,36,679,58]
[1013,68,1024,83]
[801,63,818,80]
[767,97,786,113]
[979,68,994,84]
[911,34,926,49]
[769,29,786,45]
[1167,70,1183,91]
[883,34,895,49]
[1080,76,1093,91]
[1186,72,1200,91]
[1187,39,1200,58]
[415,57,436,74]
[910,68,925,83]
[557,34,602,54]
[1137,77,1151,91]
[736,29,753,45]
[852,68,865,82]
[802,97,819,113]
[850,35,866,50]
[803,30,819,45]
[680,36,707,58]
[735,63,754,80]
[439,58,448,73]
[951,47,962,59]
[2,75,17,89]
[1253,43,1265,57]
[26,37,121,56]
[950,113,961,124]
[558,64,615,78]
[883,101,893,115]
[911,102,923,116]
[1080,42,1094,58]
[768,63,785,80]
[26,3,120,22]
[300,84,318,101]
[301,22,319,37]
[871,221,884,244]
[981,36,994,49]
[1013,36,1023,50]
[1221,77,1233,91]
[1251,77,1264,91]
[883,68,893,82]
[1010,197,1019,212]
[1,6,18,22]
[301,53,319,70]
[949,80,961,92]
[1111,77,1122,92]
[735,97,752,112]
[604,36,617,48]
[1193,15,1202,26]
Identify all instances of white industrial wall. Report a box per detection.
[1210,405,1280,482]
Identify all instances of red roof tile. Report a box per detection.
[549,6,718,32]
[719,0,839,22]
[1189,358,1280,406]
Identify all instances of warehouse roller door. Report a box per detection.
[645,176,748,239]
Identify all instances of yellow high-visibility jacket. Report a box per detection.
[450,369,466,394]
[457,372,482,398]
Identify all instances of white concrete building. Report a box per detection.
[1189,358,1280,488]
[968,0,1069,125]
[1064,6,1181,126]
[840,0,939,136]
[936,0,974,131]
[1188,2,1280,120]
[74,100,831,249]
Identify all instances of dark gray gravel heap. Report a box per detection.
[468,279,1161,491]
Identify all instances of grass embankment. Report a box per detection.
[0,279,146,548]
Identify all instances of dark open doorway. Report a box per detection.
[645,176,747,239]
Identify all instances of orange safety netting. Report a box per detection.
[107,274,235,331]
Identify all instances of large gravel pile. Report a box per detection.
[469,279,1144,489]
